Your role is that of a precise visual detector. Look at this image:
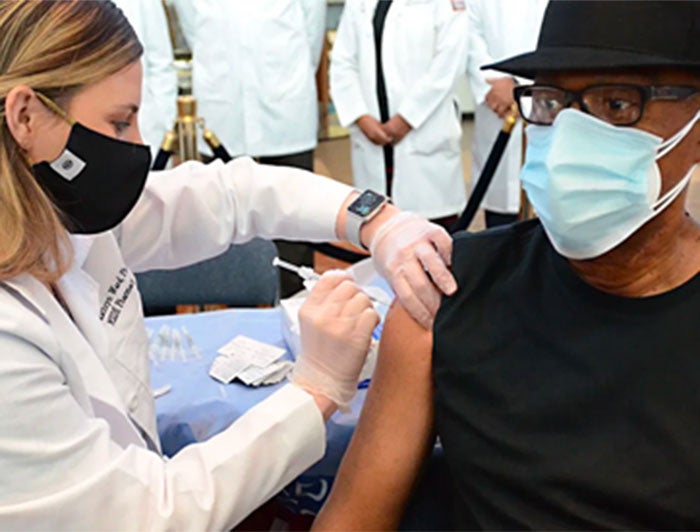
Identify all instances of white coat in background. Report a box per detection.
[173,0,327,158]
[467,0,548,215]
[112,0,178,154]
[0,159,355,530]
[331,0,469,219]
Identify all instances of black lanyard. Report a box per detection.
[373,0,395,196]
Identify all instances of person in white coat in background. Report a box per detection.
[110,0,177,155]
[173,0,325,166]
[173,0,328,296]
[331,0,469,229]
[0,2,457,529]
[467,0,548,227]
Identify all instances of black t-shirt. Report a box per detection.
[433,220,700,529]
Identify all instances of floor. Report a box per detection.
[314,117,700,234]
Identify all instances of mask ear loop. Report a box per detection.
[34,91,75,126]
[650,110,700,213]
[656,110,700,160]
[651,164,695,213]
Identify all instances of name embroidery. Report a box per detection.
[100,267,136,325]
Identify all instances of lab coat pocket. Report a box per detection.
[350,127,383,190]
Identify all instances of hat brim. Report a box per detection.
[485,47,700,79]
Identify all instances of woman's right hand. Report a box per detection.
[290,272,380,413]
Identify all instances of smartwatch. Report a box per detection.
[346,189,388,249]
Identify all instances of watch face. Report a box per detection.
[350,190,386,217]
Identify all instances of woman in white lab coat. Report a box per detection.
[0,2,457,529]
[331,0,469,222]
[467,0,548,226]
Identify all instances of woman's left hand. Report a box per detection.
[369,212,457,329]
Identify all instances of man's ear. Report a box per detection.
[4,85,44,152]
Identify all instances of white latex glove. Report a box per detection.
[290,272,380,409]
[370,212,457,328]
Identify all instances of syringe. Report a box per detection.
[272,257,320,282]
[272,257,391,306]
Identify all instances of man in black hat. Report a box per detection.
[313,1,700,529]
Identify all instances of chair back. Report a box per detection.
[136,238,279,312]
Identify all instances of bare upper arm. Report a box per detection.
[313,302,435,531]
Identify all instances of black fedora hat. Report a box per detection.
[486,0,700,79]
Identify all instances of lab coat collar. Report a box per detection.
[0,234,98,325]
[46,275,147,449]
[69,233,97,270]
[1,270,147,449]
[0,274,49,323]
[3,273,116,402]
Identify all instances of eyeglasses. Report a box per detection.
[514,84,699,126]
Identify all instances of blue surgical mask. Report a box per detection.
[521,109,700,259]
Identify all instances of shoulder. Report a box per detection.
[451,219,545,278]
[440,219,547,315]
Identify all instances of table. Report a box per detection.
[148,306,371,515]
[146,258,454,527]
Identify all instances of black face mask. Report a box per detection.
[31,99,152,235]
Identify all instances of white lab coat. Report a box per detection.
[112,0,178,154]
[467,0,548,214]
[0,158,354,530]
[331,0,469,219]
[173,0,327,158]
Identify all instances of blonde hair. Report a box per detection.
[0,1,143,283]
